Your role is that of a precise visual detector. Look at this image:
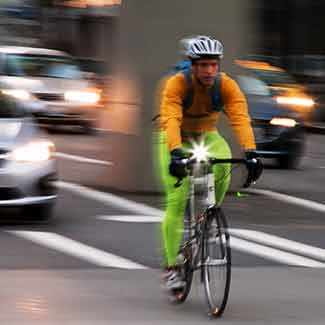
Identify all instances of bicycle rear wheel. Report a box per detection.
[203,207,231,317]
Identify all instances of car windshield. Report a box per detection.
[253,70,296,86]
[5,54,82,79]
[237,75,271,96]
[0,94,26,118]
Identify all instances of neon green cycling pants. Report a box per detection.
[156,131,231,267]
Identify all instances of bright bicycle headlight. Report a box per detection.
[11,140,55,162]
[64,90,100,104]
[2,89,31,101]
[190,141,210,162]
[270,117,297,127]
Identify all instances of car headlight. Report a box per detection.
[2,89,31,101]
[276,96,315,107]
[270,118,297,127]
[11,140,55,162]
[64,90,100,104]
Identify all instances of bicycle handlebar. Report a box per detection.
[179,157,249,167]
[174,157,252,188]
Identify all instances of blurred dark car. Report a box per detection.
[0,1,39,20]
[235,59,316,123]
[236,74,305,169]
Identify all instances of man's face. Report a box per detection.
[192,59,220,86]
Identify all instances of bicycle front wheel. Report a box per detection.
[203,207,231,317]
[170,204,194,304]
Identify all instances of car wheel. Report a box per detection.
[278,130,305,169]
[81,121,96,135]
[23,203,54,221]
[277,154,302,169]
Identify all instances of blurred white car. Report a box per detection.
[0,46,102,133]
[0,92,57,220]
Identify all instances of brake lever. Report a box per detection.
[174,178,183,188]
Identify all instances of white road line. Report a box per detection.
[97,214,325,266]
[230,237,325,268]
[57,181,164,217]
[97,215,163,223]
[244,188,325,213]
[8,231,147,270]
[58,182,325,266]
[94,128,113,133]
[54,152,113,166]
[229,228,325,262]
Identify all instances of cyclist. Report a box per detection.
[157,35,263,290]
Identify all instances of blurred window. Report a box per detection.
[253,70,296,85]
[0,55,4,74]
[77,58,109,75]
[0,94,26,118]
[237,75,271,96]
[4,54,82,79]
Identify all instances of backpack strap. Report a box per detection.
[182,70,223,114]
[182,69,193,110]
[209,74,223,112]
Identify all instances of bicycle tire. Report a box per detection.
[171,205,194,303]
[202,207,231,317]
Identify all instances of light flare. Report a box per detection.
[64,90,100,104]
[276,96,315,107]
[11,141,55,162]
[270,118,297,127]
[189,140,211,162]
[2,89,31,101]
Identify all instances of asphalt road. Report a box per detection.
[1,129,325,324]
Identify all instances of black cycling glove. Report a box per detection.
[243,151,263,188]
[169,148,188,179]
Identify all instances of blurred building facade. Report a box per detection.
[2,1,325,78]
[258,0,325,58]
[101,0,325,192]
[0,0,119,65]
[256,0,325,117]
[2,1,325,192]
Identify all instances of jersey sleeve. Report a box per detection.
[159,73,187,151]
[220,74,256,150]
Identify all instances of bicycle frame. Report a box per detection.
[174,155,249,315]
[184,157,244,272]
[186,161,216,274]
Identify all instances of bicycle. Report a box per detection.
[168,153,250,318]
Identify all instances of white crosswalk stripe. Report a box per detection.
[229,229,325,262]
[95,214,325,268]
[230,237,325,268]
[8,230,147,270]
[27,182,323,269]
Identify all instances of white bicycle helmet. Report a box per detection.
[179,36,194,56]
[186,36,224,59]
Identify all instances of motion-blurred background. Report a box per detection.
[1,0,325,191]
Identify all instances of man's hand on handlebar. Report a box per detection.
[169,148,192,187]
[169,148,188,180]
[243,151,263,188]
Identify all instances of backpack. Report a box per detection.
[152,60,223,122]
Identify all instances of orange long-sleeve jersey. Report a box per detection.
[159,72,256,151]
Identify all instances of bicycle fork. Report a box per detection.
[201,167,216,282]
[189,166,220,282]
